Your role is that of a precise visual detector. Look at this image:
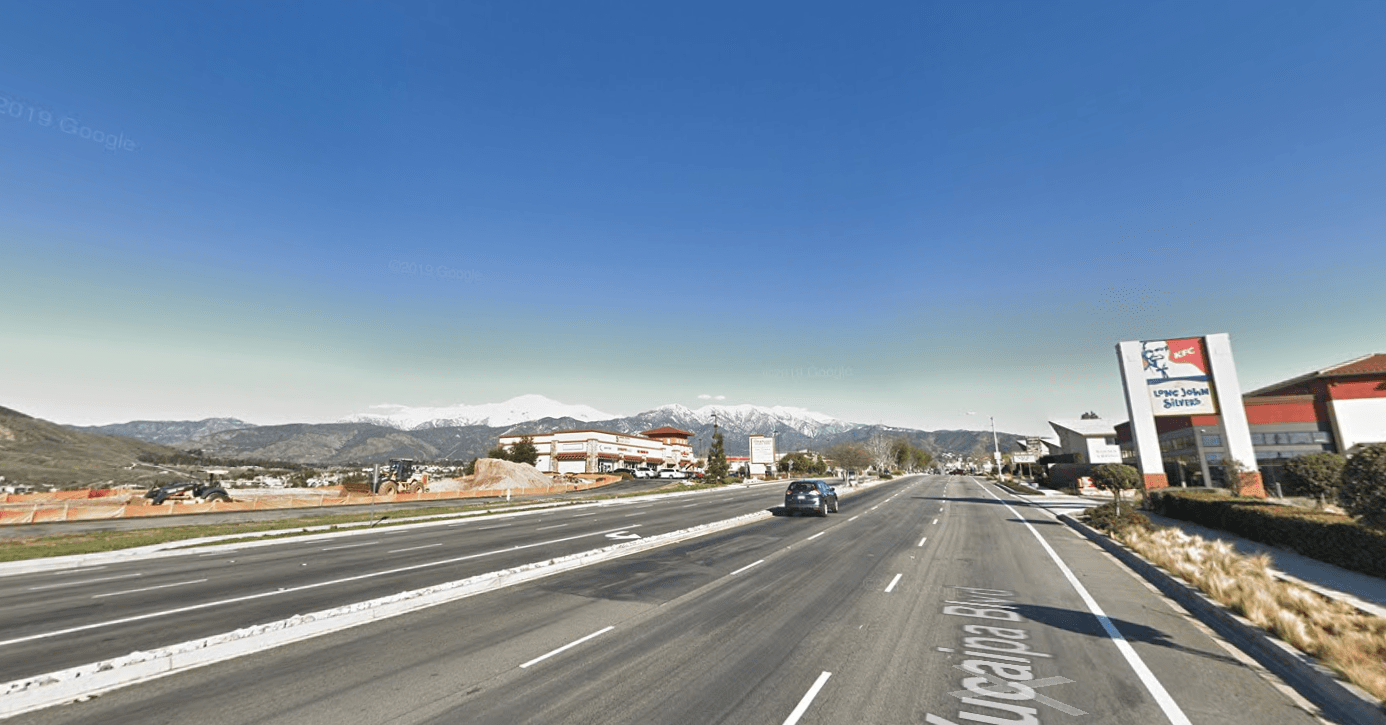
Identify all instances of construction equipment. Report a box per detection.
[144,470,233,504]
[374,459,428,494]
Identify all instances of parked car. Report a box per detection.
[783,479,838,516]
[633,467,657,479]
[658,469,683,479]
[609,467,637,477]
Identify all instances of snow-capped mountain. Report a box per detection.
[636,403,853,437]
[340,394,616,430]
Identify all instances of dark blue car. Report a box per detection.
[783,479,839,516]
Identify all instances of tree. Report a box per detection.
[464,458,477,476]
[486,444,511,461]
[912,448,934,472]
[1080,411,1100,420]
[508,435,539,466]
[865,434,893,470]
[779,451,827,475]
[705,427,729,484]
[1282,452,1345,506]
[1339,443,1386,528]
[1221,458,1254,497]
[825,442,873,475]
[1091,463,1142,514]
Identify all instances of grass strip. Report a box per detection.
[1116,524,1386,702]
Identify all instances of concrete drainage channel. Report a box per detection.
[0,478,889,718]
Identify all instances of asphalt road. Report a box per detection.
[7,476,1330,724]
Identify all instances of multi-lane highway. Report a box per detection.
[5,476,1330,724]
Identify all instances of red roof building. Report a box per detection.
[1116,353,1386,489]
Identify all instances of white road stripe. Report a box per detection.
[27,573,142,591]
[322,541,378,551]
[918,536,927,547]
[974,479,1193,725]
[805,532,824,541]
[848,515,859,522]
[519,626,614,669]
[570,512,598,517]
[782,671,832,725]
[729,560,764,576]
[93,579,208,598]
[389,543,443,554]
[884,573,903,593]
[932,518,938,525]
[536,524,569,531]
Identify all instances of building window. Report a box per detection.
[1206,452,1224,463]
[1201,434,1222,448]
[1250,433,1265,445]
[1312,431,1332,444]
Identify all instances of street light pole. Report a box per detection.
[991,416,1002,479]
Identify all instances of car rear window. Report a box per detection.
[788,482,818,493]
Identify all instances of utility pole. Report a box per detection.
[991,416,1002,479]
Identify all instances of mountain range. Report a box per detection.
[58,396,1029,468]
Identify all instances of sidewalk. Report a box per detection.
[1012,482,1386,618]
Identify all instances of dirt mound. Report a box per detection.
[428,458,550,492]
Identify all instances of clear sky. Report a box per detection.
[3,1,1384,436]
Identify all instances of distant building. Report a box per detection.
[1046,419,1123,465]
[497,427,696,474]
[1116,353,1386,488]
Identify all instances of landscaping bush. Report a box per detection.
[1340,442,1386,528]
[1281,451,1345,504]
[1149,489,1386,578]
[1081,501,1152,534]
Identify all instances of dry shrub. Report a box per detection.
[1117,526,1386,702]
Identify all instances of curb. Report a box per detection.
[0,509,773,719]
[1058,513,1386,725]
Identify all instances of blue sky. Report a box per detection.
[2,1,1384,436]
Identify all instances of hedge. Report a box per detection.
[1148,489,1386,578]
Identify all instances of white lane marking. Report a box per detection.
[605,531,641,540]
[570,512,597,517]
[0,525,643,649]
[884,573,903,593]
[26,573,143,591]
[389,543,443,554]
[848,515,859,522]
[782,671,832,725]
[322,541,378,551]
[49,565,108,573]
[918,536,927,547]
[806,532,825,541]
[93,579,208,599]
[536,524,569,531]
[519,626,615,669]
[975,480,1193,725]
[680,503,699,508]
[474,524,513,531]
[622,513,644,517]
[730,560,764,576]
[931,518,938,525]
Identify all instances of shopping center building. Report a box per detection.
[496,426,697,475]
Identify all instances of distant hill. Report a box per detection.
[68,417,254,445]
[0,406,198,489]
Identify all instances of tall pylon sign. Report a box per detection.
[1116,333,1265,497]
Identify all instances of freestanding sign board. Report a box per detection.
[1117,333,1264,497]
[749,435,776,465]
[1142,338,1218,416]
